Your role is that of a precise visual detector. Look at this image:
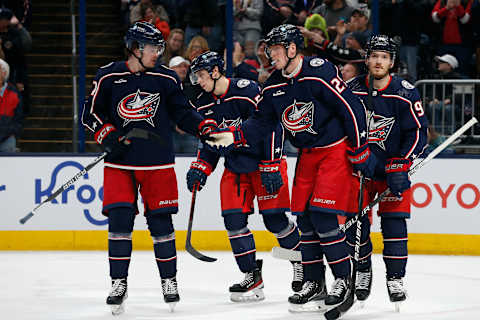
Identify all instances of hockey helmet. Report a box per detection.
[125,22,165,55]
[189,51,225,85]
[264,24,304,58]
[366,34,397,61]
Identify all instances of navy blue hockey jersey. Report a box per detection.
[193,78,285,174]
[82,61,204,169]
[241,56,368,149]
[348,74,428,175]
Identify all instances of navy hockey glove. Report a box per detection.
[205,126,247,156]
[186,159,212,192]
[385,158,411,197]
[198,118,219,140]
[347,143,378,178]
[94,123,130,160]
[259,160,284,194]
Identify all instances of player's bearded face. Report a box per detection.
[367,51,392,79]
[196,70,214,92]
[268,44,288,70]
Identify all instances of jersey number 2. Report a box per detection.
[330,77,346,94]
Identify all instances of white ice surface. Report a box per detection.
[1,251,479,320]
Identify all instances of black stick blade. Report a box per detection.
[323,292,355,320]
[185,243,217,262]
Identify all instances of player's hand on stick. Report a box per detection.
[385,158,411,197]
[346,143,378,178]
[259,160,283,194]
[186,160,212,192]
[205,126,246,155]
[94,123,130,160]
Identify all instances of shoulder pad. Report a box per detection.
[346,76,364,92]
[236,79,251,89]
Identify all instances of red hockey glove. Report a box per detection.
[385,158,411,197]
[198,118,219,138]
[346,143,377,178]
[94,123,130,160]
[186,159,212,192]
[259,160,283,194]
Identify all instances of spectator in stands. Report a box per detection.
[0,8,29,113]
[0,0,31,30]
[312,0,354,28]
[0,58,22,152]
[341,62,362,81]
[431,0,474,75]
[472,0,480,77]
[434,53,465,79]
[233,0,263,58]
[294,0,320,25]
[177,0,223,52]
[141,3,170,39]
[262,0,297,37]
[168,56,197,153]
[299,14,364,65]
[162,28,186,65]
[130,0,170,25]
[255,40,275,85]
[184,35,209,61]
[231,41,259,81]
[379,0,427,82]
[425,125,455,155]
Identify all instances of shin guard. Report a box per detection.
[381,218,408,278]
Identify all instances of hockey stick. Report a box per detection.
[272,117,479,263]
[19,128,164,224]
[185,183,217,262]
[340,116,478,234]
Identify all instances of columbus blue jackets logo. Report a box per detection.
[281,100,317,136]
[219,117,242,129]
[117,89,160,127]
[367,111,395,150]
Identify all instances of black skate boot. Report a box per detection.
[288,279,328,312]
[291,261,304,292]
[325,277,350,306]
[387,276,407,312]
[161,277,180,312]
[355,267,372,304]
[106,278,128,315]
[229,259,264,302]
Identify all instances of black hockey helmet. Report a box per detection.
[366,34,397,61]
[125,22,165,54]
[189,51,225,85]
[264,24,304,58]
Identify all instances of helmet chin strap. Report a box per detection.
[207,73,221,94]
[281,45,300,78]
[127,45,149,71]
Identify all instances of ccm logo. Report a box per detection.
[191,162,207,170]
[259,166,279,172]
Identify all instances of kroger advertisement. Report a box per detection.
[1,156,480,235]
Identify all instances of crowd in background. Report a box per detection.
[0,0,31,152]
[119,0,480,153]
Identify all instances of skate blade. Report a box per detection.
[230,288,265,302]
[167,301,177,312]
[394,301,402,313]
[359,301,366,309]
[110,304,125,316]
[288,300,328,313]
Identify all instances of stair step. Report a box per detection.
[22,127,73,140]
[32,13,120,24]
[33,21,119,33]
[31,84,73,96]
[25,116,73,128]
[33,42,123,55]
[29,105,73,117]
[27,54,119,66]
[28,64,99,75]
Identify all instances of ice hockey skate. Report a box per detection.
[229,259,265,302]
[387,277,407,312]
[291,261,304,292]
[325,277,351,306]
[288,280,328,313]
[356,267,372,307]
[106,278,128,316]
[162,277,180,312]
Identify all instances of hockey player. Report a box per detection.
[347,35,428,309]
[205,24,376,308]
[186,51,303,302]
[81,22,218,315]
